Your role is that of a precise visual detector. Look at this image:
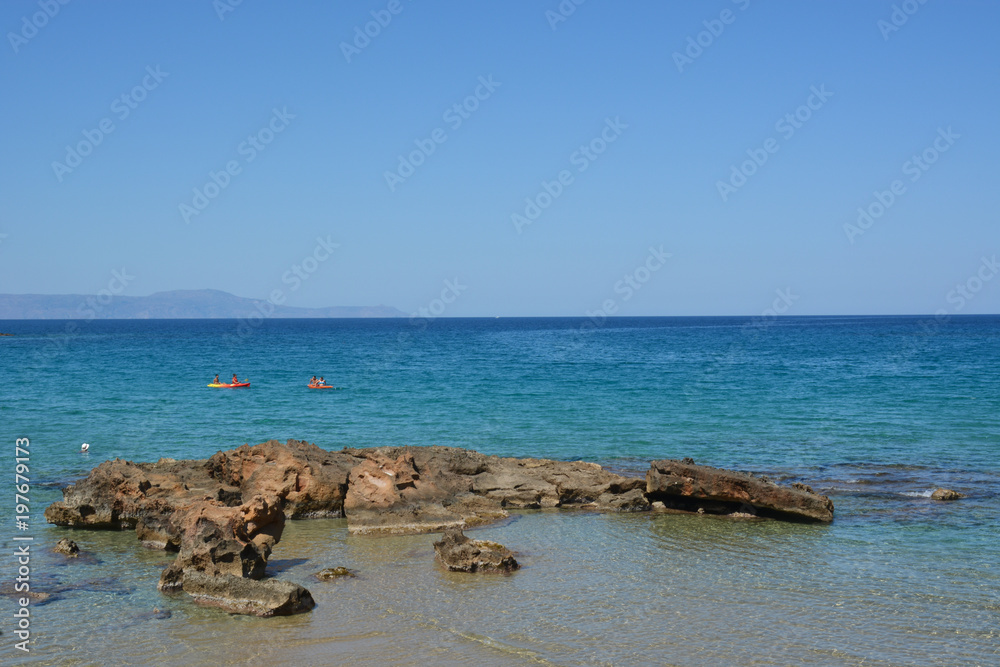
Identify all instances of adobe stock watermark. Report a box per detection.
[545,0,587,31]
[895,255,996,362]
[511,117,627,234]
[7,0,71,54]
[570,245,671,348]
[683,287,799,396]
[230,235,339,340]
[673,0,752,74]
[716,84,833,202]
[395,277,468,346]
[213,0,244,21]
[877,0,930,41]
[384,75,501,192]
[340,0,412,63]
[843,126,958,244]
[409,278,467,330]
[51,66,169,183]
[179,107,295,224]
[944,255,999,312]
[12,437,33,653]
[30,268,135,367]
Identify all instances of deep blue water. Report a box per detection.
[2,316,998,478]
[1,316,998,665]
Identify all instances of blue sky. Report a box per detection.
[1,0,997,316]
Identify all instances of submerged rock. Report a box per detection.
[433,528,519,574]
[54,538,80,557]
[930,488,965,501]
[179,572,315,617]
[0,582,53,603]
[314,567,355,581]
[646,459,834,522]
[124,608,173,627]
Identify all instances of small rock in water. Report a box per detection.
[54,538,80,557]
[315,567,355,581]
[433,528,519,574]
[930,488,965,501]
[181,572,315,617]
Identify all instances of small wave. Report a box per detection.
[900,490,935,498]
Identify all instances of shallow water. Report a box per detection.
[4,506,998,666]
[1,317,998,664]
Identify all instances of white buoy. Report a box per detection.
[81,443,90,452]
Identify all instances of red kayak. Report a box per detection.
[208,382,250,388]
[308,384,334,389]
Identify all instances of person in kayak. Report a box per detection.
[319,376,326,386]
[232,374,239,384]
[214,374,221,384]
[310,375,318,386]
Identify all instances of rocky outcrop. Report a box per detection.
[43,456,221,533]
[930,488,965,501]
[178,572,315,617]
[343,449,501,534]
[43,440,834,615]
[468,455,648,511]
[152,493,316,616]
[206,440,358,518]
[433,528,519,574]
[42,453,310,615]
[646,459,834,523]
[157,494,285,591]
[46,440,651,537]
[342,446,648,534]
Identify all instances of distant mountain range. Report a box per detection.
[0,289,406,319]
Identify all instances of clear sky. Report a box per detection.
[1,0,998,316]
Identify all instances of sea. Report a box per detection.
[0,316,997,666]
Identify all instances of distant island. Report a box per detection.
[0,289,405,319]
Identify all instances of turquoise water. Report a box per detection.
[1,316,998,665]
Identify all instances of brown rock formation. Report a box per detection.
[646,459,834,523]
[157,493,286,591]
[206,440,357,518]
[433,528,519,574]
[43,440,834,615]
[341,446,649,534]
[179,572,315,617]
